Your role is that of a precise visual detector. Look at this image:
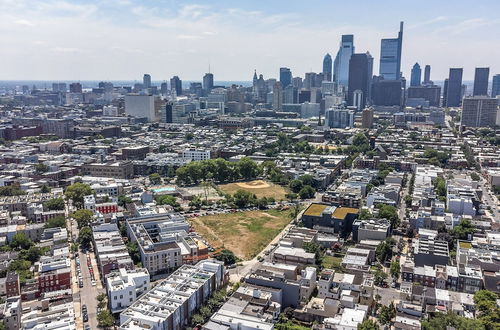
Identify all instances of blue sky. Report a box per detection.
[1,0,499,81]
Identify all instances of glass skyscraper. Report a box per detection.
[473,67,489,96]
[492,74,500,98]
[279,67,292,88]
[322,54,332,82]
[445,68,463,107]
[410,63,421,87]
[333,35,354,87]
[379,22,404,80]
[347,52,373,109]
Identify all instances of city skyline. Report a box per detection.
[1,0,500,81]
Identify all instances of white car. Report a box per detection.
[91,280,96,286]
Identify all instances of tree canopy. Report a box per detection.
[64,183,94,209]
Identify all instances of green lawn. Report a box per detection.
[321,255,344,272]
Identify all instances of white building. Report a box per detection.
[125,94,156,122]
[182,149,211,161]
[103,105,119,116]
[300,102,320,118]
[106,268,150,313]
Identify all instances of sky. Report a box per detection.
[1,0,499,81]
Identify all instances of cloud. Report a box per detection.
[176,35,203,40]
[407,16,450,29]
[14,19,35,26]
[51,47,81,53]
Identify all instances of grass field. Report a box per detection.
[218,180,289,200]
[190,209,293,260]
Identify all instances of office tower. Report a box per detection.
[279,67,292,88]
[442,79,449,107]
[423,65,431,84]
[292,77,303,89]
[325,106,354,128]
[272,82,283,111]
[333,35,354,87]
[160,82,168,95]
[298,90,311,103]
[362,108,374,128]
[190,82,203,97]
[143,74,151,89]
[203,73,214,93]
[170,76,182,96]
[304,72,317,89]
[379,22,404,80]
[284,85,298,104]
[323,54,333,82]
[492,74,500,97]
[300,102,320,118]
[315,73,325,87]
[407,85,441,107]
[125,94,156,122]
[69,82,82,93]
[52,83,66,93]
[445,68,463,107]
[461,97,498,127]
[348,52,373,109]
[321,81,336,95]
[371,77,404,106]
[410,63,421,87]
[473,67,489,96]
[353,90,363,110]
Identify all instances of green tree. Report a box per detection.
[390,261,400,280]
[453,219,475,240]
[289,179,304,193]
[233,190,255,208]
[25,246,43,263]
[214,249,237,265]
[377,204,400,228]
[421,311,484,330]
[78,226,93,248]
[65,183,94,209]
[126,241,141,264]
[0,183,25,197]
[45,215,66,229]
[378,302,396,325]
[149,173,162,185]
[43,197,65,211]
[9,232,33,250]
[358,209,373,220]
[374,269,388,286]
[40,185,51,193]
[237,157,260,180]
[299,174,315,187]
[117,195,132,207]
[96,310,114,328]
[299,185,315,199]
[154,195,179,207]
[35,163,49,174]
[71,209,94,228]
[357,319,379,330]
[470,172,481,181]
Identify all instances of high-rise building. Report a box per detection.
[69,82,82,93]
[170,76,182,96]
[125,94,156,122]
[279,68,292,88]
[304,72,317,89]
[473,67,489,96]
[143,74,151,89]
[322,54,333,82]
[203,73,214,92]
[325,106,354,128]
[272,82,283,111]
[445,68,463,107]
[410,63,421,87]
[443,79,449,107]
[407,85,441,107]
[461,97,498,127]
[492,74,500,98]
[348,52,373,109]
[283,85,298,104]
[371,78,404,106]
[361,107,374,128]
[379,22,404,80]
[423,65,431,85]
[292,77,303,89]
[52,83,67,93]
[333,35,354,87]
[160,82,168,95]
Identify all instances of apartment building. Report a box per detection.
[106,268,150,314]
[352,218,391,242]
[82,161,134,179]
[119,260,225,330]
[93,224,134,279]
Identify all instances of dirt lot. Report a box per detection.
[218,180,288,200]
[190,209,293,260]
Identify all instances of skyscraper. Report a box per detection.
[347,52,373,109]
[379,22,404,80]
[272,82,283,111]
[170,76,182,96]
[423,65,431,85]
[492,74,500,98]
[473,67,489,96]
[322,54,332,82]
[461,97,498,127]
[445,68,463,107]
[410,63,421,87]
[203,73,214,92]
[279,68,292,88]
[143,74,151,89]
[333,35,354,87]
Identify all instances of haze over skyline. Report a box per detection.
[1,0,499,81]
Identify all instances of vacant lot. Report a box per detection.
[190,209,293,260]
[218,180,288,200]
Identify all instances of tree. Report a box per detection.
[470,172,481,181]
[43,198,65,211]
[474,290,498,314]
[155,195,179,208]
[0,183,25,197]
[358,209,373,220]
[97,310,114,328]
[390,261,400,280]
[45,216,66,229]
[149,173,162,185]
[299,185,315,199]
[374,269,388,286]
[126,241,141,264]
[376,238,395,263]
[96,293,107,309]
[285,192,298,202]
[299,174,315,187]
[357,319,379,330]
[233,190,255,208]
[71,209,94,228]
[214,249,237,265]
[40,185,51,193]
[289,179,304,193]
[422,311,484,330]
[65,183,94,209]
[78,226,93,248]
[35,163,49,174]
[377,204,400,228]
[9,232,33,250]
[378,302,396,325]
[117,195,132,207]
[453,219,475,240]
[237,157,260,180]
[25,246,43,263]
